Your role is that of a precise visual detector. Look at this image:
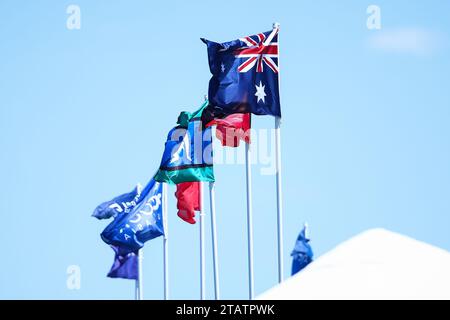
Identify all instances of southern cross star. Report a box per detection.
[220,63,225,73]
[255,81,266,103]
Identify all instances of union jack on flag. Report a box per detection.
[234,28,279,73]
[201,26,281,118]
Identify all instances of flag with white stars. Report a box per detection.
[201,27,281,121]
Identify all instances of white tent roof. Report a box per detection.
[258,228,450,300]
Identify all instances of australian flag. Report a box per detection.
[201,27,281,123]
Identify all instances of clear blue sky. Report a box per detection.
[1,0,449,299]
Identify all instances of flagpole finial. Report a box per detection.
[273,22,280,29]
[304,222,310,239]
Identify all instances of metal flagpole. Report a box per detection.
[135,249,144,300]
[245,142,254,299]
[273,22,284,283]
[163,183,169,300]
[303,222,309,240]
[209,181,220,300]
[135,256,139,300]
[199,182,206,300]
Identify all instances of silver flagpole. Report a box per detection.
[273,22,284,283]
[245,142,254,299]
[135,249,144,300]
[209,181,220,299]
[163,183,169,300]
[135,256,139,300]
[199,182,206,299]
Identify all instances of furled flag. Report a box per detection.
[100,178,165,254]
[175,182,200,224]
[291,224,314,276]
[154,100,214,184]
[92,184,143,220]
[201,27,281,124]
[206,113,251,148]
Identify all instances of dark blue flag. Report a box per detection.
[107,245,138,280]
[291,225,313,275]
[201,27,281,123]
[92,184,143,220]
[100,178,165,255]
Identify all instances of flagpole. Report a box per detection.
[209,181,220,300]
[135,255,139,300]
[273,22,284,284]
[199,182,206,300]
[304,222,309,240]
[245,141,254,299]
[163,183,169,300]
[135,249,144,300]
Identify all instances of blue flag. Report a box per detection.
[154,101,214,184]
[107,245,138,280]
[100,178,165,255]
[291,225,313,275]
[92,184,143,220]
[201,27,281,122]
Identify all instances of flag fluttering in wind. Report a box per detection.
[92,184,143,220]
[206,113,251,148]
[154,101,214,184]
[291,225,313,276]
[201,27,281,124]
[95,179,165,280]
[100,178,165,254]
[175,181,201,224]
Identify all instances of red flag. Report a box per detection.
[207,113,251,147]
[175,182,201,224]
